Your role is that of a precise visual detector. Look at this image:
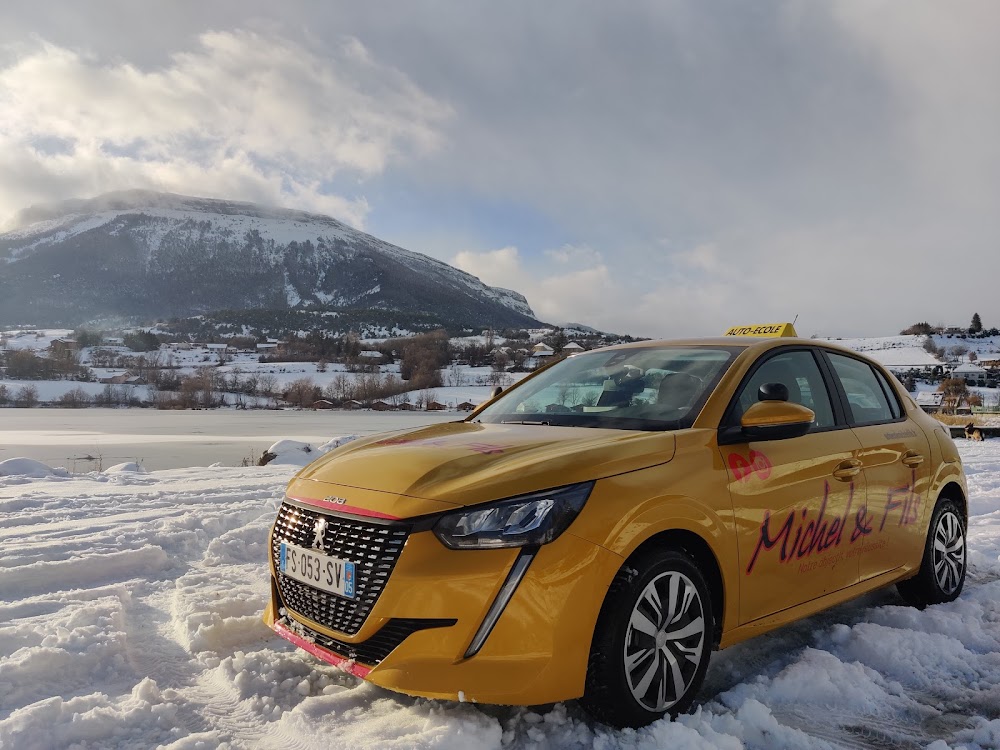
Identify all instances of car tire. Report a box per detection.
[897,499,967,609]
[580,548,714,728]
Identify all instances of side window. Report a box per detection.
[733,350,835,430]
[873,369,903,419]
[827,353,897,424]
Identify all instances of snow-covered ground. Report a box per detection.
[820,334,1000,367]
[1,436,999,749]
[821,336,945,367]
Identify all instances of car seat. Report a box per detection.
[657,372,703,412]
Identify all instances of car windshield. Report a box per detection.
[474,345,743,431]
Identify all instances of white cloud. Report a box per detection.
[453,245,624,329]
[3,4,1000,337]
[543,244,603,267]
[452,246,523,289]
[0,30,451,227]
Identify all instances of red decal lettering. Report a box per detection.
[729,453,752,481]
[750,450,772,480]
[729,450,773,483]
[746,509,795,574]
[747,481,867,574]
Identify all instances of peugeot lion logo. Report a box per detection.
[312,518,328,550]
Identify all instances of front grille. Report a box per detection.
[282,616,457,666]
[271,501,411,635]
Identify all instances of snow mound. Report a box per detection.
[104,462,148,474]
[317,435,359,453]
[260,436,359,467]
[0,457,69,478]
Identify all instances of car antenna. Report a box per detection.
[792,314,799,326]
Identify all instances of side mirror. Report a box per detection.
[740,401,815,441]
[491,386,503,399]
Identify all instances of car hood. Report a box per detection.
[291,421,676,514]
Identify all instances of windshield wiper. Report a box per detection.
[500,419,550,425]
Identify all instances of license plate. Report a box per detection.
[279,542,356,599]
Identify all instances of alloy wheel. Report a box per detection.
[623,570,706,712]
[933,510,966,595]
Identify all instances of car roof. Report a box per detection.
[595,336,860,356]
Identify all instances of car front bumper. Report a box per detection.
[263,524,624,705]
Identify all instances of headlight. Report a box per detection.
[433,482,594,550]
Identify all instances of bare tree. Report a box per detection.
[447,363,467,387]
[257,374,278,398]
[284,378,318,408]
[58,387,92,408]
[938,378,969,414]
[489,352,511,386]
[14,384,40,407]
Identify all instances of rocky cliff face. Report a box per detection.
[0,190,540,330]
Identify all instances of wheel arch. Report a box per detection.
[625,529,726,647]
[936,481,967,521]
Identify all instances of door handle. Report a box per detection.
[832,459,862,481]
[902,451,924,467]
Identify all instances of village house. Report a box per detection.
[915,392,944,414]
[49,338,80,358]
[98,373,147,386]
[953,362,988,386]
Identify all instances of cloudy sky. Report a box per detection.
[2,1,999,337]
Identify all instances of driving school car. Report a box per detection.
[263,323,968,728]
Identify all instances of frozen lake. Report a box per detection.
[0,408,458,471]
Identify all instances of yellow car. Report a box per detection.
[263,324,968,727]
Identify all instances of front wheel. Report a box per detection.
[580,549,714,728]
[897,499,967,608]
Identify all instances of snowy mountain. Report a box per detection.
[0,191,541,330]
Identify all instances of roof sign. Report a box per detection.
[724,323,798,338]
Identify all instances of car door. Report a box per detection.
[823,352,933,581]
[718,348,863,625]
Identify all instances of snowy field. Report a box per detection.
[1,439,999,749]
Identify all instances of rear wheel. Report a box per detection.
[897,499,966,608]
[580,549,714,728]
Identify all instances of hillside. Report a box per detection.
[0,191,542,331]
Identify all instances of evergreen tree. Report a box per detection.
[971,312,983,333]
